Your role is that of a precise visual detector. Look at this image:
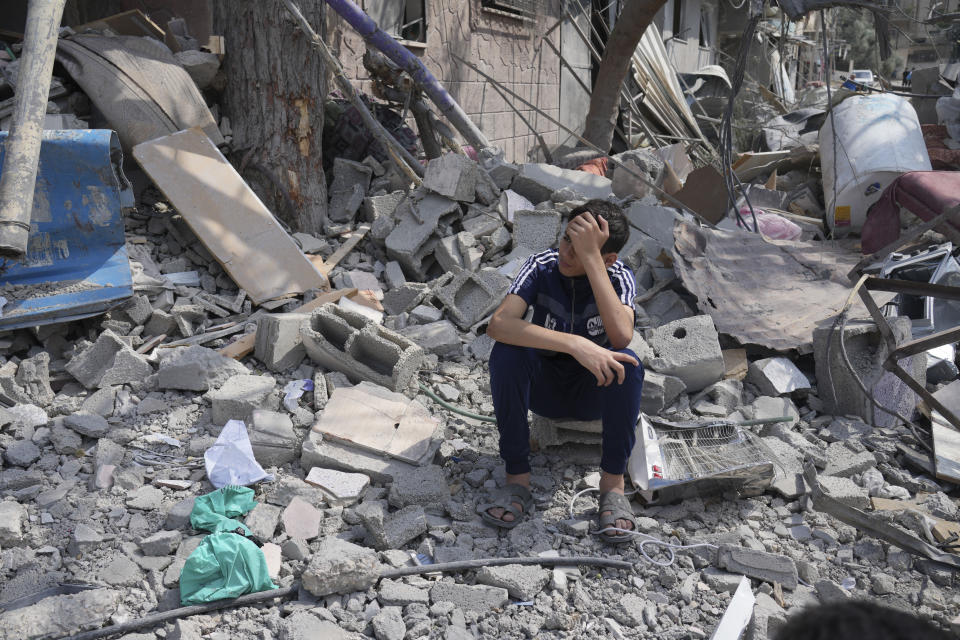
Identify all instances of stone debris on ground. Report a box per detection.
[0,13,957,640]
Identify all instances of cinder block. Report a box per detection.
[435,232,481,273]
[401,320,461,356]
[812,317,924,428]
[249,409,298,467]
[205,374,279,424]
[647,316,725,393]
[716,544,798,589]
[641,372,687,414]
[511,209,562,252]
[510,163,613,203]
[328,158,373,223]
[254,313,309,372]
[385,194,459,278]
[65,329,153,389]
[423,153,478,202]
[361,190,406,223]
[434,268,510,329]
[301,303,424,392]
[382,282,429,316]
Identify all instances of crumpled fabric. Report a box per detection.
[190,485,258,535]
[736,208,802,240]
[179,532,277,605]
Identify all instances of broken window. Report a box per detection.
[671,0,685,40]
[699,4,712,48]
[481,0,539,19]
[366,0,427,43]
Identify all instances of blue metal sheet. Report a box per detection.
[0,129,133,330]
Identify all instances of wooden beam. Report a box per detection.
[218,288,358,360]
[318,225,370,276]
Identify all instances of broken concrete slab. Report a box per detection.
[510,163,613,203]
[647,316,725,393]
[511,209,562,252]
[429,582,509,612]
[139,529,182,556]
[63,413,110,438]
[301,434,420,485]
[249,409,298,467]
[356,501,428,550]
[254,313,309,372]
[314,382,438,465]
[747,357,811,397]
[205,374,278,425]
[66,329,153,389]
[817,475,871,509]
[423,153,478,202]
[812,317,924,429]
[304,467,370,506]
[0,588,121,639]
[716,544,798,589]
[382,282,429,316]
[301,538,381,596]
[387,464,451,510]
[401,320,461,356]
[823,441,877,478]
[385,194,459,279]
[282,496,323,540]
[362,190,406,224]
[0,501,26,546]
[329,158,373,223]
[157,345,248,392]
[476,564,550,601]
[301,303,424,392]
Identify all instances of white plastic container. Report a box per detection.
[819,94,932,235]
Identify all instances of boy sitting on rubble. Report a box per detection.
[479,199,644,543]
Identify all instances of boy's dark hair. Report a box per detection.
[566,199,630,255]
[774,601,954,640]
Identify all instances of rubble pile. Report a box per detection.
[0,7,958,640]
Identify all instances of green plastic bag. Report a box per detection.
[179,532,277,604]
[190,485,258,535]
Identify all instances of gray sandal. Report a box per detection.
[477,483,534,529]
[596,491,637,544]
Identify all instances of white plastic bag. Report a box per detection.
[204,420,273,488]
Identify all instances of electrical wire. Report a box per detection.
[568,487,718,567]
[719,11,762,233]
[417,381,497,423]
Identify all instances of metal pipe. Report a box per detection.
[321,0,491,151]
[280,0,424,181]
[0,0,67,257]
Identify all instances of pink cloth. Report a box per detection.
[737,208,803,240]
[861,171,960,254]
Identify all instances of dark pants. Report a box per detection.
[489,342,645,476]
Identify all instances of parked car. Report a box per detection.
[850,69,876,87]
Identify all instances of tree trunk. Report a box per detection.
[211,0,327,235]
[581,0,667,152]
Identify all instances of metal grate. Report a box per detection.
[481,0,546,18]
[654,422,770,482]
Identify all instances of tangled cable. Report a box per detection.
[719,10,763,233]
[567,487,718,568]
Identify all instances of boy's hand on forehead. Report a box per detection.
[567,211,610,257]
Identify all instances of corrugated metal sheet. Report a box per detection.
[0,129,133,330]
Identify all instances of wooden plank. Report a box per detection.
[722,349,748,381]
[218,288,356,360]
[132,128,328,304]
[871,496,960,548]
[318,225,371,276]
[73,10,166,40]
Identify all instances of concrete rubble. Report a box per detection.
[0,19,956,640]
